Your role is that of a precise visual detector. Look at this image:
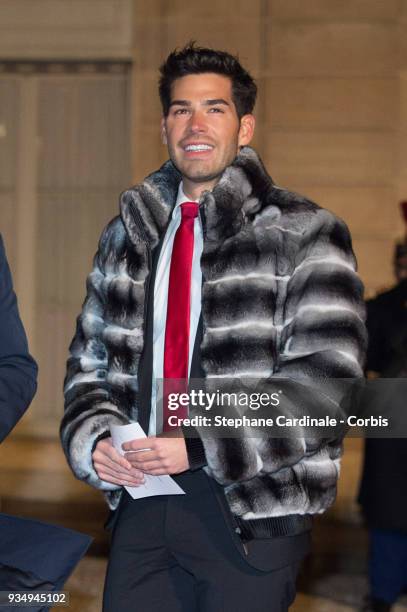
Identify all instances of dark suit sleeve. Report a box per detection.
[365,298,385,373]
[0,235,38,442]
[181,428,207,470]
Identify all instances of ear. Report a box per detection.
[238,114,255,147]
[161,117,168,145]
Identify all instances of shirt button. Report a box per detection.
[235,527,241,534]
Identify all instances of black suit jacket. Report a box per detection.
[0,235,38,442]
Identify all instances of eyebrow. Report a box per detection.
[169,98,230,108]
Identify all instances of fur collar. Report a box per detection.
[119,146,275,249]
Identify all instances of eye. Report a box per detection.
[174,108,189,115]
[209,107,224,113]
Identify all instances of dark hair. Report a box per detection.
[159,42,257,119]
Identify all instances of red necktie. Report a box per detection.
[163,202,199,431]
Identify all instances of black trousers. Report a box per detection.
[103,470,301,612]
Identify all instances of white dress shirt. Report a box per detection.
[148,182,203,435]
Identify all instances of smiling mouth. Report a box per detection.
[183,144,214,153]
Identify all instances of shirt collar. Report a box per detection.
[172,182,199,218]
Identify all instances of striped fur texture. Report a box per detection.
[61,146,366,516]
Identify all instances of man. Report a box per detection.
[358,203,407,612]
[0,235,37,442]
[61,44,366,611]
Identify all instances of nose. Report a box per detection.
[187,110,207,133]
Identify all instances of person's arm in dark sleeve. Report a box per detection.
[181,428,207,470]
[0,235,38,442]
[364,298,384,374]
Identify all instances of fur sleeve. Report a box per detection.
[277,209,366,380]
[202,210,367,486]
[60,218,131,492]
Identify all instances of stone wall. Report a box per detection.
[132,0,407,295]
[0,0,405,436]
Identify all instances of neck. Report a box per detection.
[182,177,219,201]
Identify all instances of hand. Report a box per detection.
[92,436,146,486]
[122,428,189,475]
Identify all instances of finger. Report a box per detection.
[93,453,129,474]
[95,462,145,483]
[94,449,133,472]
[97,471,144,487]
[96,439,134,471]
[95,460,145,479]
[94,463,145,484]
[130,460,164,472]
[104,447,133,471]
[122,438,155,452]
[124,449,158,464]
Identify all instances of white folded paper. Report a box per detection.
[110,422,185,499]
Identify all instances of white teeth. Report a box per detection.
[184,144,213,151]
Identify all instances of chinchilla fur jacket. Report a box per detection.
[61,146,366,519]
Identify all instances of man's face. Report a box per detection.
[161,73,255,192]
